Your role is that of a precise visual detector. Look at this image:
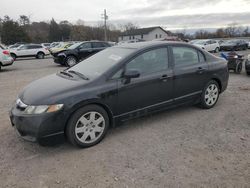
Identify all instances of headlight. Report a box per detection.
[24,104,64,114]
[58,52,66,57]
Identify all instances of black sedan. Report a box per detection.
[53,41,111,67]
[220,40,248,51]
[9,41,229,148]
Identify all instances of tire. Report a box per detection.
[200,80,220,109]
[10,53,16,61]
[37,52,45,59]
[66,105,110,148]
[235,62,242,74]
[246,72,250,76]
[0,64,2,71]
[214,47,219,53]
[65,56,77,67]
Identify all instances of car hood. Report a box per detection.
[19,73,89,105]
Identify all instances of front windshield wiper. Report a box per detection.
[59,70,73,78]
[68,70,89,80]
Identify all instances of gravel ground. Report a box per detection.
[0,52,250,188]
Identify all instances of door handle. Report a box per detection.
[159,74,171,82]
[196,67,206,74]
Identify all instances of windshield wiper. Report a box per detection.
[68,70,89,80]
[59,70,73,78]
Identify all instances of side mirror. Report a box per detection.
[123,69,140,84]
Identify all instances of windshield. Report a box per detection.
[68,47,135,79]
[68,42,82,50]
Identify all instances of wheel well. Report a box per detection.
[64,102,114,133]
[67,55,78,60]
[37,51,45,55]
[211,78,222,92]
[10,53,16,56]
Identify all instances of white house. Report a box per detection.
[118,26,174,42]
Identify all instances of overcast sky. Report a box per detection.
[1,0,250,30]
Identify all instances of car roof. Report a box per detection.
[114,41,189,49]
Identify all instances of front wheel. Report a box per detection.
[37,52,45,59]
[235,62,242,74]
[200,80,220,109]
[65,56,77,67]
[66,105,109,148]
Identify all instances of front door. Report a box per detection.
[115,47,174,118]
[78,42,92,60]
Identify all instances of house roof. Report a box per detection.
[120,26,171,37]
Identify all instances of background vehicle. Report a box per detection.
[220,39,248,51]
[0,44,14,71]
[191,39,220,52]
[49,42,74,55]
[41,43,51,49]
[221,51,244,73]
[53,41,111,66]
[10,44,50,60]
[10,41,229,147]
[245,54,250,75]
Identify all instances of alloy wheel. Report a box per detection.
[74,111,105,144]
[204,84,219,106]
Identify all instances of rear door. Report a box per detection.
[92,42,107,54]
[171,45,208,102]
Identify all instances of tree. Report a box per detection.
[48,18,61,42]
[59,20,71,41]
[19,15,30,26]
[1,16,30,44]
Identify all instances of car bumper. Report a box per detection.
[9,106,66,145]
[53,56,66,65]
[1,56,14,66]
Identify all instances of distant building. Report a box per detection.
[118,26,175,42]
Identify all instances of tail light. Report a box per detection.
[3,50,10,55]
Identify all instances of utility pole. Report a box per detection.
[101,9,108,41]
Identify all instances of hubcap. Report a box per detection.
[67,57,76,66]
[205,84,219,106]
[75,111,105,144]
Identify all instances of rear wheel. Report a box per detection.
[246,71,250,76]
[235,62,242,74]
[66,105,109,148]
[214,47,219,53]
[200,80,220,109]
[37,52,45,59]
[10,53,16,61]
[66,56,77,67]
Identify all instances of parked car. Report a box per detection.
[49,42,74,55]
[245,54,250,75]
[9,41,229,147]
[220,40,248,51]
[0,44,14,71]
[41,43,51,49]
[53,41,111,66]
[10,44,50,60]
[191,39,220,53]
[50,42,60,48]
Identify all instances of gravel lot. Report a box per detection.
[0,51,250,188]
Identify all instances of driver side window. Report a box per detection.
[126,48,168,75]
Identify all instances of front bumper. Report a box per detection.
[9,106,66,145]
[53,56,66,65]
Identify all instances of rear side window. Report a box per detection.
[126,47,169,75]
[173,47,199,66]
[92,42,104,48]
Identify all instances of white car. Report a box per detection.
[190,39,220,53]
[10,44,50,60]
[0,44,14,71]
